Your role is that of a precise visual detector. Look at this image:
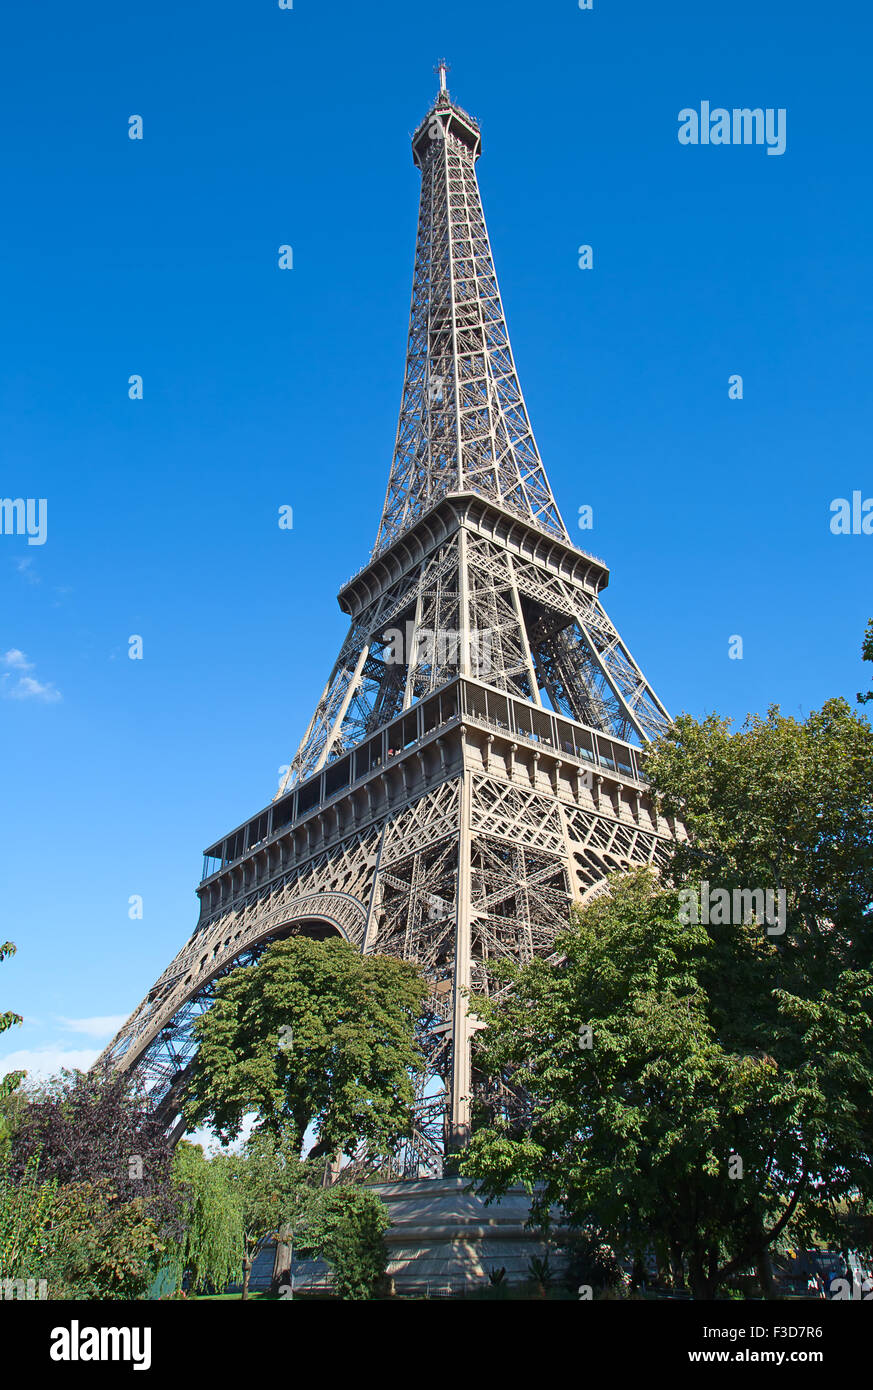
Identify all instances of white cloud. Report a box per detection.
[2,673,62,703]
[0,1045,99,1082]
[181,1114,258,1156]
[14,559,40,586]
[0,1015,129,1086]
[56,1014,128,1039]
[0,652,61,702]
[1,649,33,671]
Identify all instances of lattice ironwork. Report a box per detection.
[373,88,568,554]
[97,76,678,1172]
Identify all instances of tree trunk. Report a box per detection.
[688,1253,706,1300]
[272,1224,292,1293]
[241,1256,252,1301]
[669,1240,685,1292]
[688,1245,717,1300]
[322,1150,342,1186]
[756,1245,778,1300]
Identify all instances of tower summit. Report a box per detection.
[379,74,564,558]
[99,75,675,1168]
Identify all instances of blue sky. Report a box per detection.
[1,0,871,1084]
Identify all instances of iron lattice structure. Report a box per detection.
[98,78,678,1171]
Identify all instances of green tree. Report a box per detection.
[170,1142,245,1294]
[171,1135,390,1300]
[0,942,24,1102]
[1,1166,165,1300]
[464,699,873,1298]
[462,864,873,1298]
[4,1068,181,1300]
[309,1185,390,1300]
[44,1180,166,1300]
[0,1088,29,1167]
[645,701,873,1246]
[0,1157,57,1284]
[9,1068,179,1230]
[858,619,873,704]
[225,1128,321,1299]
[644,700,873,958]
[464,871,777,1298]
[557,1228,624,1295]
[184,936,428,1159]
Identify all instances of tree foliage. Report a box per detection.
[178,1131,390,1300]
[859,619,873,704]
[2,1068,179,1299]
[0,1088,29,1168]
[224,1127,322,1299]
[0,1156,57,1282]
[463,699,873,1298]
[8,1068,179,1230]
[170,1142,245,1294]
[644,700,873,952]
[0,942,24,1102]
[184,936,428,1158]
[0,1162,165,1300]
[308,1185,390,1300]
[43,1180,166,1300]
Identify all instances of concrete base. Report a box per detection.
[372,1177,559,1294]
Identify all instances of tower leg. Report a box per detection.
[449,766,473,1151]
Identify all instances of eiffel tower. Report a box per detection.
[99,67,677,1170]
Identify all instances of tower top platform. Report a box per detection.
[412,85,482,167]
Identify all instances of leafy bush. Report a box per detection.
[558,1229,624,1292]
[310,1187,389,1300]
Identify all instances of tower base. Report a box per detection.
[375,1177,563,1294]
